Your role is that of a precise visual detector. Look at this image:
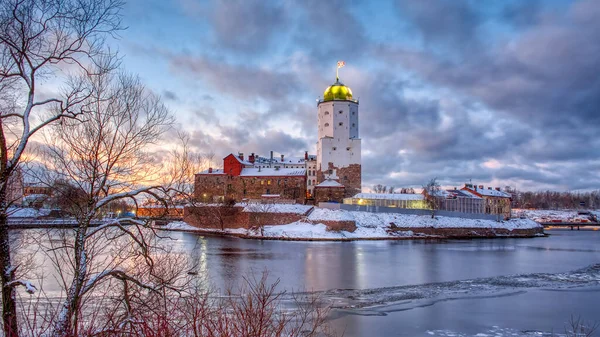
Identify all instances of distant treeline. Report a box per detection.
[507,188,600,209]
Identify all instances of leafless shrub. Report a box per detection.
[563,315,598,337]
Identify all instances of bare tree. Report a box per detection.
[162,131,214,207]
[38,69,172,336]
[207,198,236,231]
[0,0,124,334]
[247,202,275,237]
[373,184,395,194]
[423,178,441,218]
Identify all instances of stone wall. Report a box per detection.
[320,220,357,232]
[390,226,544,238]
[314,186,346,203]
[194,174,306,203]
[317,162,361,198]
[183,205,307,230]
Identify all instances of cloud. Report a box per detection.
[163,90,178,101]
[125,0,600,191]
[168,53,302,102]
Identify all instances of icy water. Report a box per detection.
[21,228,600,336]
[168,228,600,337]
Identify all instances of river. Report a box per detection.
[170,228,600,337]
[20,228,600,336]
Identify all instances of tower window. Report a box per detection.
[352,111,355,115]
[324,123,329,127]
[339,110,343,114]
[339,122,343,126]
[332,147,337,151]
[324,111,329,115]
[346,147,351,151]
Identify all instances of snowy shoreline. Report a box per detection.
[162,207,544,241]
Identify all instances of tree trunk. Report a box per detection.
[52,227,87,337]
[0,210,19,337]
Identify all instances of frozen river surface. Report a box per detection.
[170,228,600,337]
[27,227,600,336]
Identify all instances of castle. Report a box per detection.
[194,67,361,204]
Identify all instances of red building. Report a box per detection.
[194,153,307,203]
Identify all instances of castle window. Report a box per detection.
[267,180,271,185]
[332,147,337,151]
[243,189,247,195]
[261,180,264,185]
[324,123,329,127]
[339,122,343,126]
[352,123,355,127]
[346,147,351,151]
[324,111,329,115]
[308,180,311,186]
[352,111,355,115]
[339,110,343,114]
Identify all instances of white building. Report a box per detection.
[316,75,362,196]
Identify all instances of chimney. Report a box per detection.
[495,187,501,191]
[488,187,492,190]
[208,167,213,173]
[304,151,308,160]
[281,154,285,162]
[238,152,244,161]
[270,151,273,163]
[479,185,484,190]
[249,153,255,164]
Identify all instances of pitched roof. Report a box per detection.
[315,179,344,188]
[226,153,253,166]
[352,193,424,201]
[240,167,305,177]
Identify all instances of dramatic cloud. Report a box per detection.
[117,0,600,191]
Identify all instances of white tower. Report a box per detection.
[316,72,361,196]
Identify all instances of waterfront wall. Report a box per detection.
[390,226,544,238]
[183,206,307,230]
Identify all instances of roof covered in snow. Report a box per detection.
[352,193,424,201]
[240,167,305,177]
[464,187,511,198]
[446,189,483,199]
[229,154,254,166]
[198,169,225,175]
[255,155,306,165]
[315,179,344,188]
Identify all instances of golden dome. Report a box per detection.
[323,79,353,101]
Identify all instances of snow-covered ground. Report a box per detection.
[242,203,312,214]
[309,208,538,230]
[165,206,540,240]
[514,209,599,222]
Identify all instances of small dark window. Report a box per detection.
[352,111,355,115]
[352,123,355,127]
[346,147,351,151]
[339,122,343,126]
[324,111,330,115]
[243,189,247,195]
[324,123,329,127]
[332,147,337,151]
[266,189,270,194]
[339,110,343,114]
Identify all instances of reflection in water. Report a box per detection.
[11,228,600,337]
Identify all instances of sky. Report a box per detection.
[110,0,600,192]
